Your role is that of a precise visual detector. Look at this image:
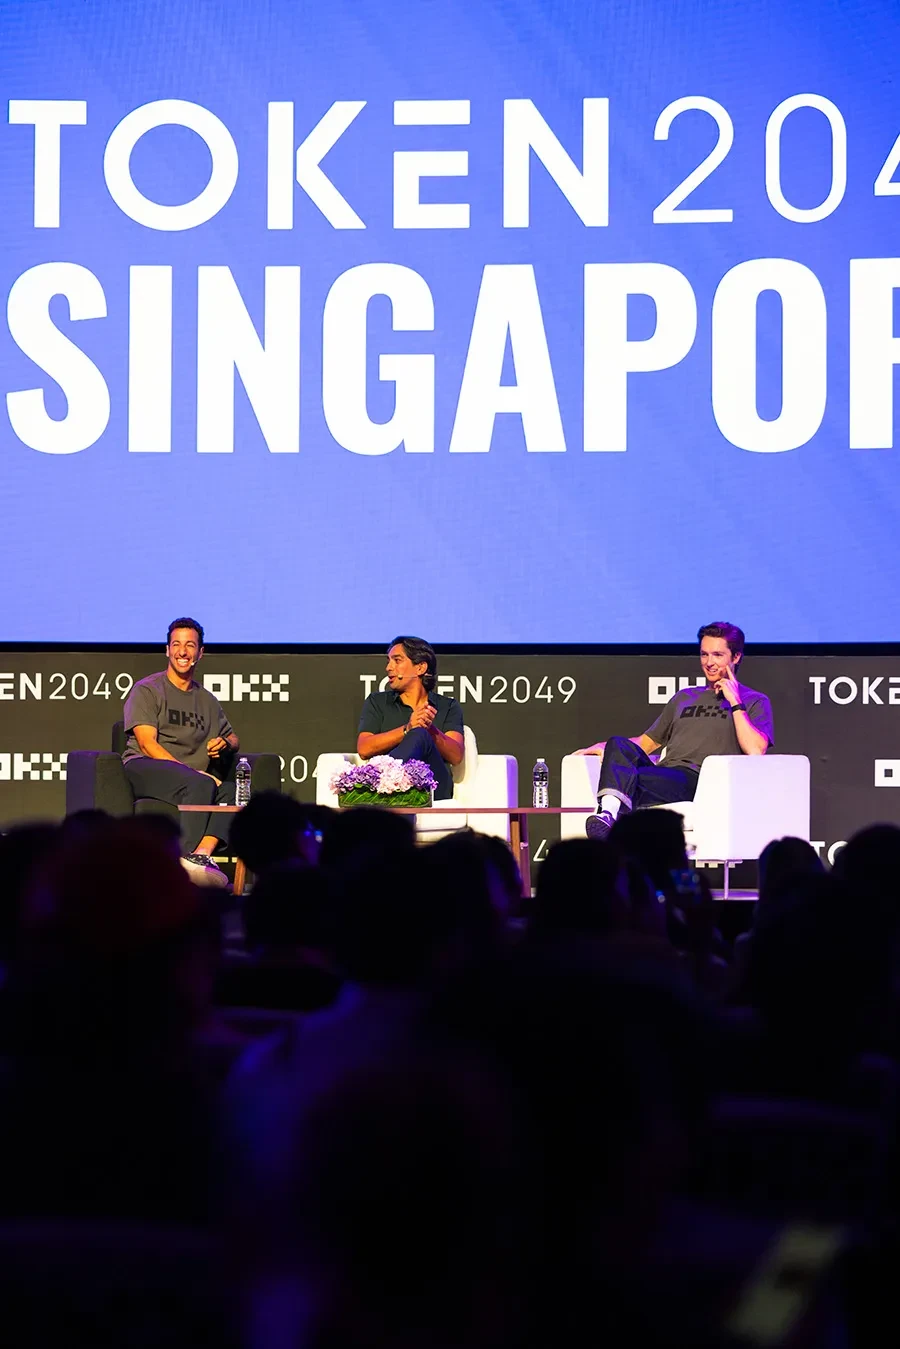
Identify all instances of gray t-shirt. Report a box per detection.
[122,670,233,771]
[645,683,774,772]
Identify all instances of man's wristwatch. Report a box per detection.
[728,702,747,713]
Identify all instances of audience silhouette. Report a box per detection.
[0,799,895,1346]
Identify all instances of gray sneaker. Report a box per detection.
[585,811,616,842]
[180,853,229,888]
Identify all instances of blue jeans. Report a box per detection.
[597,736,698,812]
[389,726,454,800]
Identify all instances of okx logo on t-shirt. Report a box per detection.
[169,708,206,732]
[679,703,729,720]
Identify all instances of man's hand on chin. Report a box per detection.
[716,665,741,706]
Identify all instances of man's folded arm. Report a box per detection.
[357,727,406,759]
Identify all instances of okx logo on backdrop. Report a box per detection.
[203,674,290,702]
[648,677,706,704]
[0,752,68,781]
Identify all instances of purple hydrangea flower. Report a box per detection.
[404,758,438,791]
[330,760,381,793]
[330,756,437,796]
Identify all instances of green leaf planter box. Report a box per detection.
[337,788,433,809]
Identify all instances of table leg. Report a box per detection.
[510,812,531,898]
[234,858,247,896]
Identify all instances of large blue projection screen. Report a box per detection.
[1,0,898,642]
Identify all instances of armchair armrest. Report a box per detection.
[246,753,282,795]
[454,755,518,809]
[692,755,810,860]
[559,754,602,840]
[448,754,517,841]
[315,753,361,807]
[65,751,134,817]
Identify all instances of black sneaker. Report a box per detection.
[585,811,616,841]
[180,853,229,889]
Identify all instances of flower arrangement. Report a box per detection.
[330,756,438,808]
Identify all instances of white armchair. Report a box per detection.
[316,726,517,841]
[560,752,811,892]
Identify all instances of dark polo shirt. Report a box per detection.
[358,689,464,799]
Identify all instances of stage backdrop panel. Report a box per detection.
[1,650,897,880]
[2,1,900,644]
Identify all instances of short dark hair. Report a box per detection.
[697,621,744,660]
[389,635,437,692]
[167,617,204,647]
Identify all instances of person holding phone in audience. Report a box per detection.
[575,622,774,840]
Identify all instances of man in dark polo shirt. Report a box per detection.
[575,621,774,840]
[357,637,464,800]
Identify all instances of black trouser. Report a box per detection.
[389,726,454,800]
[123,758,236,852]
[597,736,699,812]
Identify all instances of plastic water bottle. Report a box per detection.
[532,758,549,809]
[235,756,251,807]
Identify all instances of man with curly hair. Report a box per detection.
[356,636,464,801]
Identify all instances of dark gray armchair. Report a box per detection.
[65,722,282,820]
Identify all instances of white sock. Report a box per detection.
[599,794,622,819]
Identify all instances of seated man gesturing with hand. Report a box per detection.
[575,621,774,841]
[122,617,238,886]
[357,636,464,801]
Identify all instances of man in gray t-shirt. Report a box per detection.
[575,621,774,841]
[123,674,233,773]
[641,681,774,774]
[122,617,239,885]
